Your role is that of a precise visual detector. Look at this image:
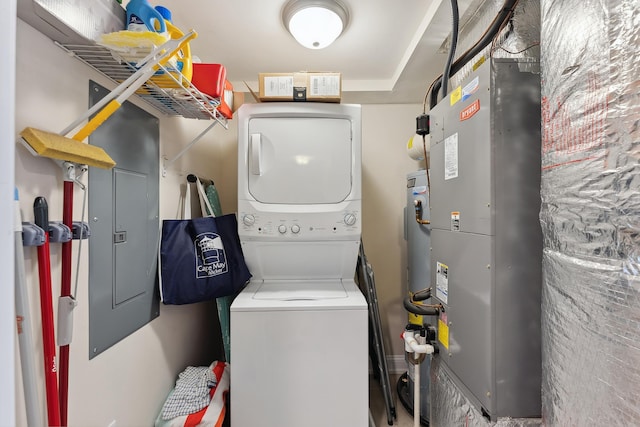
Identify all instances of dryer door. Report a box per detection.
[247,117,352,204]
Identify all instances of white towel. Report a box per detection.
[161,366,218,420]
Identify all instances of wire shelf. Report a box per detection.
[58,42,228,127]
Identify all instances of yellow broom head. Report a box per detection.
[20,127,116,169]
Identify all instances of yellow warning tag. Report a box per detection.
[438,318,449,350]
[409,312,423,326]
[450,86,462,106]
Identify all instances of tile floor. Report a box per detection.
[370,374,422,427]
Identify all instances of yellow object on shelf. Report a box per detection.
[97,26,192,89]
[98,30,170,64]
[149,20,193,88]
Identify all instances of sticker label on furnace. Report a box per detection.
[438,311,449,350]
[461,76,479,102]
[460,99,480,121]
[436,262,449,304]
[450,86,462,106]
[451,211,460,231]
[444,133,459,180]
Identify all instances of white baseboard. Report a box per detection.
[387,355,407,374]
[370,354,407,375]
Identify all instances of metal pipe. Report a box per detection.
[414,361,420,427]
[414,200,430,225]
[403,297,440,316]
[441,0,459,98]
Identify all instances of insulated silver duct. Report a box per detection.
[431,358,543,426]
[540,0,640,424]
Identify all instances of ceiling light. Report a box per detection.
[282,0,349,49]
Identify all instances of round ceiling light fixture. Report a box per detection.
[282,0,350,49]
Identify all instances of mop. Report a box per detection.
[14,189,44,427]
[32,197,61,427]
[19,30,197,426]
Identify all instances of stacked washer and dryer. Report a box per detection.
[230,103,369,427]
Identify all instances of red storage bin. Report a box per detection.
[191,63,226,99]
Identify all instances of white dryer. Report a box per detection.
[231,103,368,427]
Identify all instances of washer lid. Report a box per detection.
[231,279,367,311]
[253,280,347,300]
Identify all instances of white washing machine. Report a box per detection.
[231,103,368,427]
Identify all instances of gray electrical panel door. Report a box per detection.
[88,81,160,358]
[429,59,542,419]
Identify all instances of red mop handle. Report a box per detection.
[35,197,61,427]
[59,180,74,426]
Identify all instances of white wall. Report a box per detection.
[2,1,17,426]
[14,19,237,427]
[361,105,424,358]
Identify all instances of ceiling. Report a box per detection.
[139,0,475,105]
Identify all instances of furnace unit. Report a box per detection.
[429,57,542,420]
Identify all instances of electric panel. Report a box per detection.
[88,81,160,358]
[430,58,542,419]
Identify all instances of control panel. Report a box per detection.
[238,209,361,240]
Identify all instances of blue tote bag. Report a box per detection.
[159,179,251,305]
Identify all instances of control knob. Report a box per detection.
[344,213,357,226]
[278,224,287,234]
[242,214,255,226]
[291,224,300,234]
